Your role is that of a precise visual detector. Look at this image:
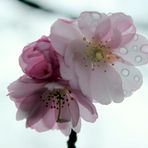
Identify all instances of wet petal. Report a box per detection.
[114,61,143,97]
[78,11,105,40]
[113,34,148,66]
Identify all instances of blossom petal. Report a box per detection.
[78,11,105,40]
[43,109,56,129]
[94,16,111,41]
[50,19,81,55]
[56,101,71,123]
[72,90,98,122]
[109,13,136,45]
[74,56,92,99]
[58,122,71,136]
[73,119,81,133]
[59,56,79,89]
[113,34,148,66]
[29,119,49,132]
[17,92,48,127]
[7,75,46,99]
[69,99,80,127]
[90,64,124,104]
[107,29,122,49]
[114,61,143,97]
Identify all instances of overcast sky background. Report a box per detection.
[1,0,148,148]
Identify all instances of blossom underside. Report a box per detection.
[41,88,74,123]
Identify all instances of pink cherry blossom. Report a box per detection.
[19,36,60,80]
[50,11,148,104]
[7,75,98,136]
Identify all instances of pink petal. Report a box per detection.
[20,92,48,127]
[43,109,56,129]
[113,34,148,66]
[30,119,49,132]
[58,122,71,136]
[59,56,79,89]
[94,16,111,42]
[69,99,80,127]
[7,75,46,99]
[74,56,92,99]
[73,119,81,133]
[114,61,143,97]
[90,63,124,104]
[72,90,98,122]
[107,29,122,49]
[50,19,81,56]
[109,13,136,45]
[56,100,71,123]
[78,11,105,40]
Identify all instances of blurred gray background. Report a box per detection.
[1,0,148,148]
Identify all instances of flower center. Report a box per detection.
[82,37,119,70]
[41,88,73,123]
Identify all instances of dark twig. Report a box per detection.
[17,0,77,19]
[67,130,77,148]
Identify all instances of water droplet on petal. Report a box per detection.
[134,75,140,82]
[133,45,138,51]
[121,68,129,76]
[141,45,148,54]
[135,56,142,63]
[120,48,128,54]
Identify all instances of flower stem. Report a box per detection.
[67,129,77,148]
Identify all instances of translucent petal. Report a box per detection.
[78,11,107,40]
[50,19,81,55]
[114,61,143,97]
[90,63,124,104]
[113,34,148,66]
[69,99,80,127]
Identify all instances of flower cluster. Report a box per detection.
[8,11,148,135]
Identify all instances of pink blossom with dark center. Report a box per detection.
[50,11,148,104]
[19,36,60,80]
[7,75,98,136]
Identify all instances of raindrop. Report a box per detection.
[141,45,148,53]
[134,75,140,82]
[121,68,129,76]
[120,48,128,54]
[133,45,138,51]
[135,56,142,63]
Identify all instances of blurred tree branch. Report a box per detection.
[18,0,77,19]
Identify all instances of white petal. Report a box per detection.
[114,61,143,97]
[78,11,106,40]
[113,34,148,66]
[50,19,81,55]
[90,64,124,104]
